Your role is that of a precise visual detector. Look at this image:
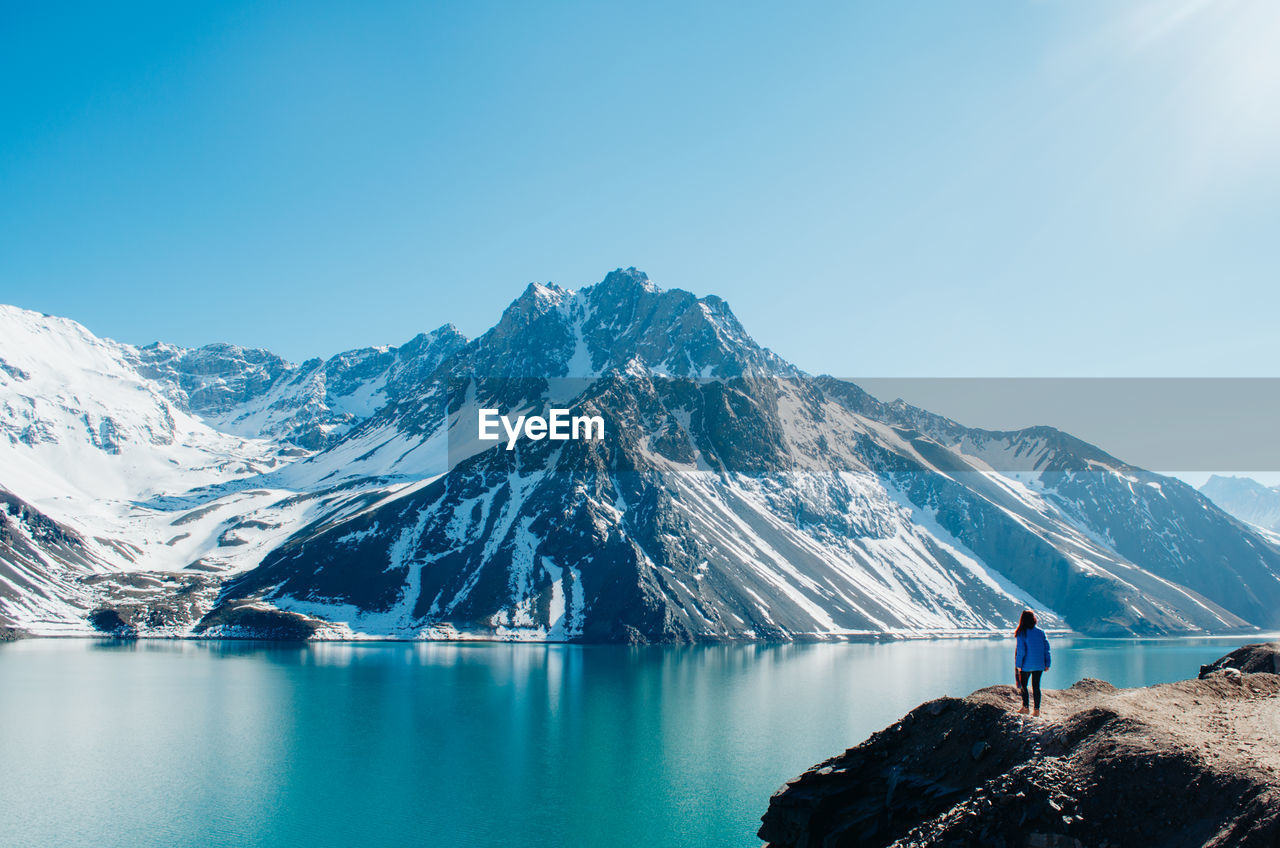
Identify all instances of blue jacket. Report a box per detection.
[1015,627,1051,672]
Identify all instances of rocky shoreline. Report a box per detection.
[760,643,1280,848]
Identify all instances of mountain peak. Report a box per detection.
[489,282,571,337]
[1203,474,1270,492]
[595,266,656,295]
[398,323,468,355]
[518,280,570,309]
[0,303,114,355]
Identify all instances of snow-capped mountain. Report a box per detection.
[0,303,287,507]
[2,270,1278,642]
[130,325,465,450]
[1201,475,1280,533]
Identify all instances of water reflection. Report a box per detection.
[0,636,1266,848]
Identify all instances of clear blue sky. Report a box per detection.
[2,0,1278,375]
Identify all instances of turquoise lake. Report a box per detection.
[0,636,1255,848]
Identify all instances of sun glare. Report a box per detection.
[1129,0,1280,173]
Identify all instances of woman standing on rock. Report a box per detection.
[1014,609,1051,716]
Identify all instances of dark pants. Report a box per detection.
[1019,669,1043,709]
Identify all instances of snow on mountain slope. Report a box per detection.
[467,268,798,380]
[0,488,112,633]
[1201,475,1280,533]
[131,324,466,449]
[266,268,796,490]
[217,332,1254,641]
[818,380,1280,631]
[229,372,1060,641]
[0,305,284,509]
[0,305,427,631]
[2,270,1278,641]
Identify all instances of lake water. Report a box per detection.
[0,636,1255,848]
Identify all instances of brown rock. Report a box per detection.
[760,648,1280,848]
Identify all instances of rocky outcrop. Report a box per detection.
[1200,642,1280,677]
[83,572,223,637]
[760,648,1280,847]
[192,601,325,641]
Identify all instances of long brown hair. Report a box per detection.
[1015,609,1037,636]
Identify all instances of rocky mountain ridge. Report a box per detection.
[2,270,1279,642]
[1200,474,1280,534]
[130,324,466,450]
